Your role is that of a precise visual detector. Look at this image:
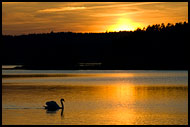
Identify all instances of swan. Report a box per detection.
[44,98,64,111]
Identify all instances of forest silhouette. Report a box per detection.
[2,22,189,69]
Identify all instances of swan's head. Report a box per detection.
[61,98,65,102]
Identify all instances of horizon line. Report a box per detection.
[2,21,188,36]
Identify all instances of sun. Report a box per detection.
[108,18,142,32]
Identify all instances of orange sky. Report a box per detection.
[2,2,188,35]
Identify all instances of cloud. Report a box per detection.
[37,2,161,13]
[38,6,86,13]
[2,2,24,4]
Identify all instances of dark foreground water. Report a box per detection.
[2,70,188,125]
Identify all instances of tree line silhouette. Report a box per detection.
[134,21,189,32]
[2,22,189,69]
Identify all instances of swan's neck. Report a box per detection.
[60,100,64,109]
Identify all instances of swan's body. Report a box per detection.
[44,98,64,111]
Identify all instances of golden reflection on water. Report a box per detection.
[2,71,187,78]
[2,72,188,125]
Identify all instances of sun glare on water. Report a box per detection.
[108,18,142,32]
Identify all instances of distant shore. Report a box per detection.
[2,22,189,70]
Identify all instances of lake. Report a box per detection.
[2,70,188,125]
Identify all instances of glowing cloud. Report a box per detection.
[38,6,86,13]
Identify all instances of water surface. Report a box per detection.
[2,70,188,125]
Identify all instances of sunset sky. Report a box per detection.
[2,2,188,35]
